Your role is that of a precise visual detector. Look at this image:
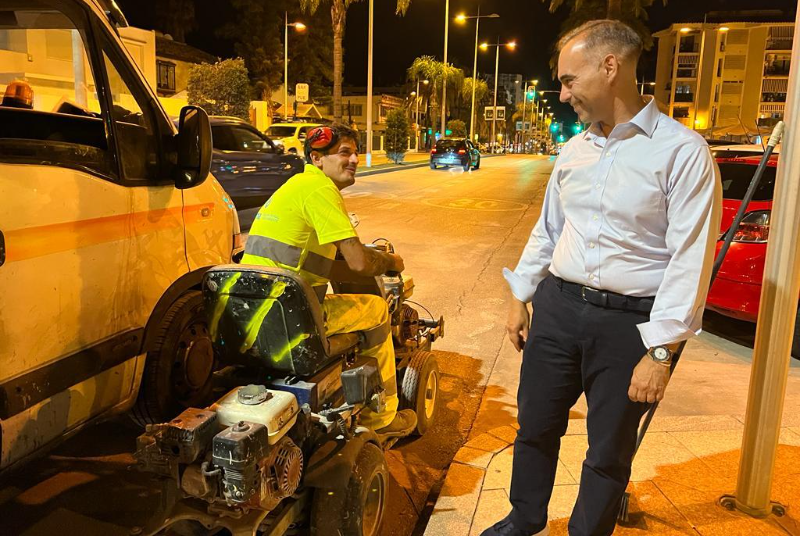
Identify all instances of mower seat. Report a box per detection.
[203,265,360,377]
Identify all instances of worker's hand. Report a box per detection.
[506,298,531,352]
[628,355,671,404]
[388,253,405,273]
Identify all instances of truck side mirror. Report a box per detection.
[175,105,212,189]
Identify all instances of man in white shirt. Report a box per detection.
[481,20,721,536]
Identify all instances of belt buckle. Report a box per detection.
[581,286,605,306]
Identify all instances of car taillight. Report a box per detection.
[731,210,770,243]
[458,149,466,154]
[431,149,437,154]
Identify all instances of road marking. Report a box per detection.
[376,202,401,210]
[343,191,372,198]
[422,198,527,211]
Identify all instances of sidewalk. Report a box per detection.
[423,332,800,536]
[367,151,431,167]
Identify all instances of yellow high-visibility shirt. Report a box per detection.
[241,164,357,288]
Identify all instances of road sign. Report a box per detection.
[484,106,506,120]
[516,121,523,131]
[295,83,309,103]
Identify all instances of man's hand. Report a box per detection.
[337,237,403,276]
[388,253,404,274]
[628,355,671,403]
[506,298,531,352]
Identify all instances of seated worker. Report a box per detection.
[241,123,417,438]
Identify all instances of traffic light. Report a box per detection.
[445,129,453,136]
[550,122,559,133]
[573,123,583,134]
[528,89,535,99]
[558,134,565,142]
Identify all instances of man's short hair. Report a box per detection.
[328,122,359,147]
[558,19,643,63]
[305,122,360,163]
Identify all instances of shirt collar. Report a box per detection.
[583,96,660,144]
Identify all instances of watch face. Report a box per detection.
[653,347,669,361]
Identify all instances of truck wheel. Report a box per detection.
[474,156,481,169]
[792,308,800,360]
[399,350,439,435]
[311,442,388,536]
[131,291,215,426]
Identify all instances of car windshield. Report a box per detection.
[267,126,297,138]
[717,161,776,201]
[436,140,464,150]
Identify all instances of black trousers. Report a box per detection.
[509,275,651,536]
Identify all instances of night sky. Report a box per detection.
[118,0,797,124]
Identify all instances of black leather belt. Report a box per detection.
[553,276,654,314]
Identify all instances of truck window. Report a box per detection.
[0,3,111,177]
[101,50,160,182]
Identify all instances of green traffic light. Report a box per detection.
[550,122,559,132]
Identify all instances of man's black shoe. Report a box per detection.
[479,516,549,536]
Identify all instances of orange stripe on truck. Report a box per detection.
[4,203,215,264]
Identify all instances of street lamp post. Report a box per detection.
[521,79,538,153]
[440,0,450,139]
[456,9,500,143]
[638,80,656,95]
[481,38,516,152]
[414,79,429,150]
[366,0,374,166]
[284,12,306,121]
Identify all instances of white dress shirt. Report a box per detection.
[504,97,722,348]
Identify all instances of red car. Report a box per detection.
[704,145,798,358]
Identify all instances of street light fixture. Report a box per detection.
[284,12,307,121]
[480,37,517,152]
[521,79,538,153]
[456,7,500,142]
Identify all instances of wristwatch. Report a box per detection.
[648,345,673,366]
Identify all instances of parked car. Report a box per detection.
[430,138,481,170]
[210,117,304,211]
[0,0,243,474]
[704,145,800,358]
[265,121,322,154]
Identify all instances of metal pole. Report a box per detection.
[469,6,480,143]
[491,38,499,152]
[521,82,527,153]
[415,78,420,150]
[441,0,449,138]
[284,11,289,121]
[721,7,800,517]
[366,0,374,167]
[691,16,707,131]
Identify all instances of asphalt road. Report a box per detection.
[0,154,771,536]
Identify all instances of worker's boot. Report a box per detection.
[375,409,417,440]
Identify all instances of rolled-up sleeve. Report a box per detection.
[637,144,722,348]
[503,159,566,303]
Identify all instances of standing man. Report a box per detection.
[482,20,721,536]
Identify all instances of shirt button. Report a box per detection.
[593,214,599,221]
[589,242,596,249]
[589,274,596,281]
[605,153,612,158]
[595,184,601,190]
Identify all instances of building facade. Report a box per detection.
[654,22,793,139]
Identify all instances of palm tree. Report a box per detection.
[407,56,465,134]
[300,0,413,122]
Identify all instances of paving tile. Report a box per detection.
[468,489,510,536]
[463,433,512,454]
[667,429,800,479]
[653,473,790,536]
[613,481,698,535]
[565,419,587,436]
[482,446,576,492]
[630,432,703,483]
[423,463,485,536]
[453,447,495,469]
[646,414,744,433]
[548,484,580,521]
[487,425,518,445]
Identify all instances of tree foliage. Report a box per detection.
[155,0,196,42]
[447,119,467,138]
[385,108,410,164]
[188,58,251,120]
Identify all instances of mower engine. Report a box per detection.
[136,385,304,513]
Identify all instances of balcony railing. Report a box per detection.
[766,39,793,51]
[764,65,791,77]
[761,92,787,103]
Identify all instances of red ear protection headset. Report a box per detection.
[304,126,339,162]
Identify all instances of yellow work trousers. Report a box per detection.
[322,294,397,429]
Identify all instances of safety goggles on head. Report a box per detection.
[304,126,339,161]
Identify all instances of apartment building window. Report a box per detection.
[714,84,720,103]
[717,59,723,77]
[674,84,694,103]
[673,107,690,118]
[764,53,791,77]
[157,60,176,93]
